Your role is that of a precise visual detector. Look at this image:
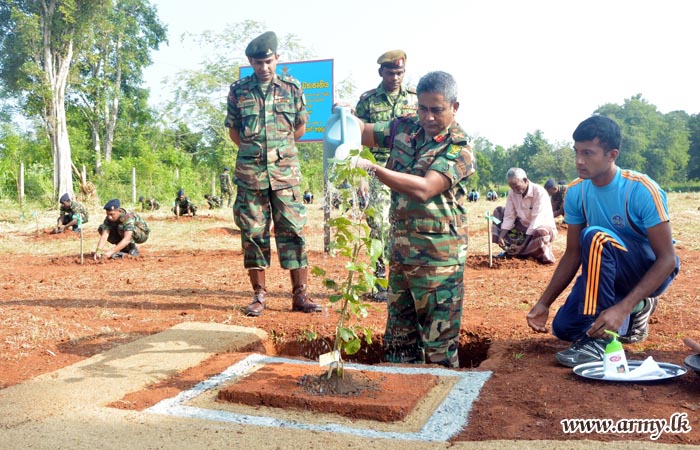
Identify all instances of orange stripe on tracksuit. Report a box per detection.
[583,231,627,316]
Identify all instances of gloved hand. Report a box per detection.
[350,156,373,171]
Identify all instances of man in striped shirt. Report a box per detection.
[526,115,680,367]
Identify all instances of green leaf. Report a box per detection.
[344,338,361,355]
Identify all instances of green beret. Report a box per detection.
[245,31,278,59]
[377,50,407,69]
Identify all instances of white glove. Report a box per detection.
[350,156,373,171]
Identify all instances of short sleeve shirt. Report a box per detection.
[372,116,476,266]
[224,74,308,190]
[564,167,670,248]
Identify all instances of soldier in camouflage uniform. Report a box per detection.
[220,167,234,207]
[54,193,89,233]
[351,71,476,368]
[544,178,567,218]
[204,194,222,209]
[355,50,418,302]
[138,196,160,211]
[224,31,322,317]
[172,189,197,216]
[94,199,150,259]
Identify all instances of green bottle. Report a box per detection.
[603,330,628,375]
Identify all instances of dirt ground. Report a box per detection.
[2,224,700,444]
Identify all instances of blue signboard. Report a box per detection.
[239,59,333,142]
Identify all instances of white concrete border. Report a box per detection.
[147,353,492,442]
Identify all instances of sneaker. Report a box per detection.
[368,288,388,303]
[494,251,508,259]
[555,336,608,368]
[619,297,658,344]
[110,252,126,259]
[127,244,139,257]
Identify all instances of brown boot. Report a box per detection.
[244,269,266,317]
[290,267,322,313]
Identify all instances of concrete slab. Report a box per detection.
[147,354,491,442]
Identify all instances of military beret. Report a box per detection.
[104,199,120,211]
[138,196,145,202]
[245,31,277,59]
[544,178,556,190]
[377,50,407,69]
[224,167,230,171]
[59,193,70,203]
[177,189,185,196]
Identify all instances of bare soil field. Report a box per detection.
[1,195,700,444]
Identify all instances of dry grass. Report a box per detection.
[1,191,699,256]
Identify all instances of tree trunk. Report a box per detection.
[104,36,122,163]
[42,0,74,200]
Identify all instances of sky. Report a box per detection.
[143,0,700,148]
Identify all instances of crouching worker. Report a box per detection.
[95,199,150,260]
[54,193,89,233]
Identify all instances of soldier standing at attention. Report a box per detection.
[220,167,234,207]
[54,193,89,233]
[224,31,322,317]
[350,71,476,368]
[354,50,418,302]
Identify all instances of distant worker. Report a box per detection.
[544,178,568,218]
[138,195,160,212]
[468,189,480,202]
[491,168,557,264]
[204,193,222,209]
[172,189,197,217]
[95,199,150,259]
[354,49,418,302]
[53,193,88,234]
[303,190,314,205]
[220,167,234,207]
[486,189,499,201]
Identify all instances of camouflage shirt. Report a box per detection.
[551,184,567,215]
[224,74,308,191]
[174,196,195,211]
[372,116,476,266]
[355,84,418,164]
[60,200,89,224]
[219,172,233,191]
[100,208,150,244]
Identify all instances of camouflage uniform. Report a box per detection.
[550,184,567,218]
[372,115,476,368]
[220,171,234,207]
[224,73,309,270]
[206,195,222,209]
[355,84,418,265]
[172,196,197,216]
[59,200,89,229]
[97,208,150,246]
[141,198,160,211]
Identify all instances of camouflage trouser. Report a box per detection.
[234,186,307,270]
[384,263,464,368]
[221,188,233,207]
[366,176,391,264]
[97,224,148,245]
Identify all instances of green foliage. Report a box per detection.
[313,148,382,378]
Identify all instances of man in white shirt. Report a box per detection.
[491,167,557,264]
